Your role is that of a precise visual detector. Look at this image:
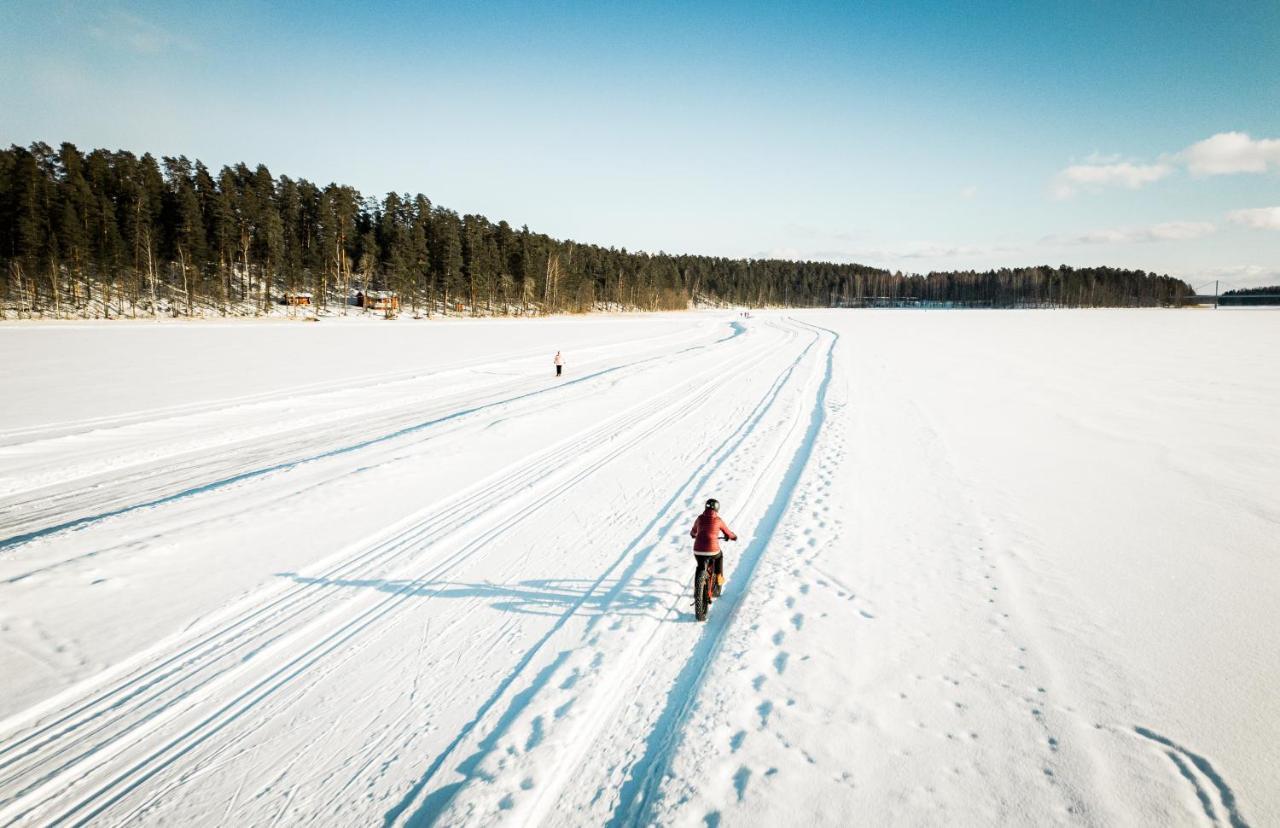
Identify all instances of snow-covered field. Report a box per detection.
[0,309,1276,827]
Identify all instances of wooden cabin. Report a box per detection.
[284,292,313,306]
[357,290,400,312]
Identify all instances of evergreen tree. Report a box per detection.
[162,156,207,315]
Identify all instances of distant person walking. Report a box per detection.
[554,350,564,377]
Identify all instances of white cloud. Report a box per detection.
[1050,161,1172,199]
[1143,221,1218,241]
[1226,206,1280,230]
[960,185,978,199]
[1051,131,1280,197]
[1182,132,1280,176]
[1047,220,1216,245]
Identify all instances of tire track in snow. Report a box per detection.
[0,354,746,774]
[1134,727,1250,828]
[383,322,820,826]
[608,319,838,827]
[0,323,711,513]
[400,319,831,825]
[0,321,745,556]
[0,323,708,446]
[0,320,770,827]
[0,324,766,789]
[508,327,826,827]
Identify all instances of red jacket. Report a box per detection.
[690,509,736,553]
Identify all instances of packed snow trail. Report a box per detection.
[396,322,835,826]
[0,331,761,820]
[0,316,813,824]
[1,310,1276,826]
[0,320,720,553]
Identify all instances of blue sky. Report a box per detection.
[3,1,1278,287]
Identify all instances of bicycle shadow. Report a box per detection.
[277,572,683,621]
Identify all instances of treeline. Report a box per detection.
[0,141,1192,319]
[838,264,1191,308]
[1221,286,1280,305]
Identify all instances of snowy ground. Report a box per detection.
[0,309,1276,827]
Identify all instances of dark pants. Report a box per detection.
[556,365,562,376]
[694,552,723,583]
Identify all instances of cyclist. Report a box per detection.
[690,498,737,598]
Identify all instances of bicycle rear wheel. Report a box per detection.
[694,564,710,622]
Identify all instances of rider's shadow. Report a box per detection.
[278,572,678,620]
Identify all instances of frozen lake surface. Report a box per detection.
[0,309,1276,826]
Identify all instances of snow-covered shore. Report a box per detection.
[0,309,1276,825]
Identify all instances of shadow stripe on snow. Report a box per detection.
[22,332,770,827]
[612,319,838,828]
[0,323,770,782]
[0,322,767,827]
[0,322,715,445]
[0,320,719,523]
[0,320,747,558]
[384,322,816,826]
[0,325,766,766]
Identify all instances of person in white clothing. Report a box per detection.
[554,351,564,377]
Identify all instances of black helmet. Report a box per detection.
[705,498,720,511]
